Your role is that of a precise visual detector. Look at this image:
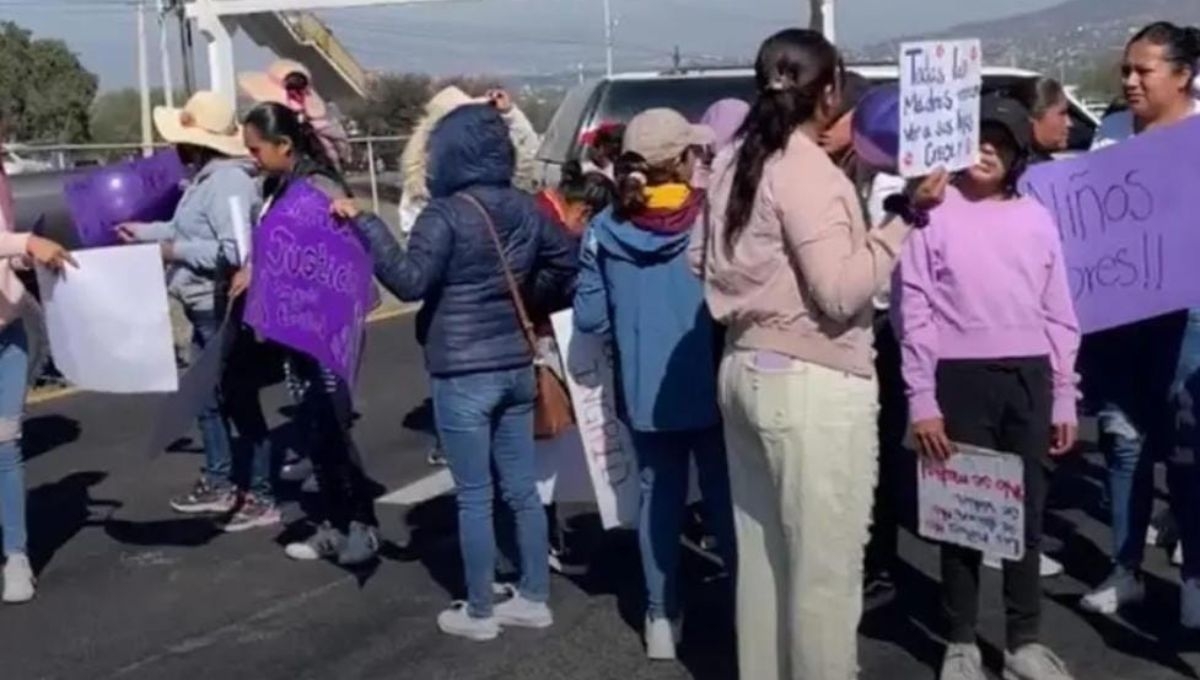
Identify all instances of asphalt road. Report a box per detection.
[2,313,1200,679]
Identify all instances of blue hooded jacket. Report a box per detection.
[357,104,577,376]
[573,204,720,433]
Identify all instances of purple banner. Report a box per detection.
[244,180,372,386]
[63,150,185,248]
[1020,117,1200,333]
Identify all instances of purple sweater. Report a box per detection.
[891,186,1081,424]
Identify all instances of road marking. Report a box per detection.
[26,303,420,406]
[375,468,455,506]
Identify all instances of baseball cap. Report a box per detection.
[623,108,715,165]
[979,95,1033,153]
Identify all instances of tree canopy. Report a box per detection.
[0,21,97,143]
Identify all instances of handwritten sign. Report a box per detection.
[1021,117,1200,332]
[899,39,982,178]
[63,150,185,248]
[244,180,373,386]
[551,310,639,529]
[918,443,1025,560]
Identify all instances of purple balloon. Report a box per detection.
[63,149,185,249]
[852,85,900,173]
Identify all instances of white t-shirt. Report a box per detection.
[867,171,906,311]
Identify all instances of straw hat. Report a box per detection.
[153,91,248,157]
[238,59,328,120]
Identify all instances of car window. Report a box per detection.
[596,76,757,124]
[537,82,601,162]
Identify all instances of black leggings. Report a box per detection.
[937,357,1051,651]
[291,352,376,530]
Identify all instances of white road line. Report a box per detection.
[375,468,455,506]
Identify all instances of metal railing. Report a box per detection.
[9,135,411,217]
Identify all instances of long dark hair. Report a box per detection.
[1127,21,1200,83]
[725,29,841,249]
[242,102,350,197]
[560,160,615,216]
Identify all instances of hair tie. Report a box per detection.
[628,170,648,185]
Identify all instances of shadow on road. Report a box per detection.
[24,414,81,462]
[27,470,120,572]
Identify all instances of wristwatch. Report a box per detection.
[883,193,930,229]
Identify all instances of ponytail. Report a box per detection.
[559,160,616,217]
[726,28,841,250]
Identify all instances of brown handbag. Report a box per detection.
[459,193,575,440]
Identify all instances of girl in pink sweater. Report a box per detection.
[0,148,76,604]
[892,96,1081,680]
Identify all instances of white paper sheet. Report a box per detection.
[917,442,1026,560]
[37,244,179,393]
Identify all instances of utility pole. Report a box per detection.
[672,45,681,72]
[603,0,614,77]
[174,0,196,95]
[157,0,175,107]
[138,0,154,157]
[811,0,836,43]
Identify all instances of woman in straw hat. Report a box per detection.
[0,120,75,604]
[238,59,351,171]
[116,91,277,533]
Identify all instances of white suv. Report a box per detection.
[536,64,1100,187]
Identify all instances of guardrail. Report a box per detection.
[11,135,411,216]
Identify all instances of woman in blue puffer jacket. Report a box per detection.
[337,102,577,641]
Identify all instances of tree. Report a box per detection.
[90,88,186,144]
[346,72,432,137]
[1075,52,1122,102]
[0,21,97,143]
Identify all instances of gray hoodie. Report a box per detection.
[131,157,261,313]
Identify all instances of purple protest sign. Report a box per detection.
[1020,117,1200,333]
[244,180,373,386]
[62,149,185,248]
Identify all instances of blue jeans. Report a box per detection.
[632,426,736,620]
[1084,312,1184,572]
[186,308,232,490]
[432,366,548,618]
[1169,310,1200,580]
[0,322,28,556]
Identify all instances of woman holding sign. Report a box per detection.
[115,92,273,529]
[240,102,380,566]
[334,103,577,641]
[894,96,1081,680]
[697,28,944,680]
[0,141,75,604]
[1079,21,1200,625]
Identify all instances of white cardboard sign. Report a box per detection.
[917,443,1025,560]
[899,39,982,178]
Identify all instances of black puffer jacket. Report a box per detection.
[358,104,577,376]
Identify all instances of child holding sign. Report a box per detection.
[892,96,1081,680]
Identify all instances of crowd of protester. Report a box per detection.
[1,18,1200,680]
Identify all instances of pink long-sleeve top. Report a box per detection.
[891,186,1081,424]
[0,167,31,330]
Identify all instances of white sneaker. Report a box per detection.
[940,643,985,680]
[1181,578,1200,629]
[982,554,1064,578]
[645,615,677,660]
[2,553,35,604]
[492,586,553,629]
[1080,568,1145,615]
[437,602,500,641]
[1003,643,1074,680]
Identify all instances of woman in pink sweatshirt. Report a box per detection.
[892,96,1081,680]
[0,153,76,604]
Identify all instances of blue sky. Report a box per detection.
[3,0,1064,90]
